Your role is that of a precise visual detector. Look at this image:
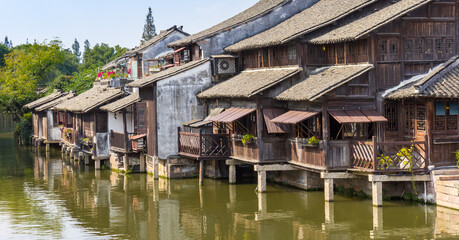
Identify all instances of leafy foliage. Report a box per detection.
[0,44,9,67]
[241,134,254,146]
[308,136,319,145]
[81,43,127,70]
[72,38,81,60]
[141,7,157,43]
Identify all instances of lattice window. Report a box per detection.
[233,112,257,136]
[415,39,423,54]
[288,45,297,61]
[66,113,73,128]
[416,106,426,131]
[425,39,433,54]
[378,40,387,55]
[404,39,413,54]
[446,39,454,54]
[435,39,444,54]
[296,116,321,139]
[385,102,398,132]
[389,39,399,55]
[404,104,415,132]
[435,102,458,131]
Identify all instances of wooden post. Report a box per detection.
[199,129,203,157]
[324,178,334,202]
[123,110,129,152]
[426,101,434,167]
[372,181,383,207]
[256,97,264,162]
[177,127,181,153]
[199,160,204,186]
[229,163,236,184]
[322,96,329,168]
[372,136,377,171]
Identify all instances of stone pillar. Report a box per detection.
[140,153,146,173]
[324,202,334,224]
[123,154,129,172]
[257,192,267,213]
[372,181,383,207]
[153,156,159,180]
[324,178,334,202]
[84,154,90,165]
[95,160,101,170]
[46,143,50,152]
[372,206,384,230]
[257,170,266,193]
[229,164,236,184]
[199,160,205,186]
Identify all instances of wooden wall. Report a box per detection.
[140,86,156,156]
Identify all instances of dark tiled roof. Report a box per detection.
[309,0,432,44]
[24,89,64,109]
[276,64,373,101]
[385,56,459,99]
[127,58,210,88]
[198,67,301,99]
[225,0,376,52]
[35,92,76,112]
[100,92,140,112]
[168,0,288,48]
[54,86,125,113]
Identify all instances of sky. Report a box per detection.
[0,0,258,50]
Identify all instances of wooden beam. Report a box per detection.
[320,172,358,179]
[368,174,431,182]
[254,164,296,172]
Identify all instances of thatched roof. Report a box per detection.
[53,86,125,113]
[197,67,301,99]
[35,91,76,112]
[168,0,288,48]
[125,26,188,57]
[225,0,375,52]
[127,58,210,88]
[24,89,64,109]
[309,0,432,44]
[385,56,459,99]
[100,92,140,112]
[276,64,373,101]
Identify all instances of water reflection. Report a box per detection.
[0,149,459,238]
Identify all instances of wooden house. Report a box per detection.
[53,84,125,168]
[183,0,459,205]
[25,89,75,149]
[100,91,148,172]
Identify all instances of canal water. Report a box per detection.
[0,116,458,240]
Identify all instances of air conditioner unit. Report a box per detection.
[212,57,237,75]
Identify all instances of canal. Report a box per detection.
[0,116,458,240]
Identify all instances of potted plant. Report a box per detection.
[307,136,319,146]
[397,146,414,169]
[241,134,255,146]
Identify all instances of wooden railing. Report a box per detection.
[61,128,76,145]
[178,128,230,159]
[110,131,134,152]
[352,136,428,173]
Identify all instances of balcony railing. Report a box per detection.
[178,128,230,160]
[110,131,135,152]
[352,136,428,173]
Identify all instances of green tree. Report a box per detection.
[81,43,127,70]
[0,43,10,67]
[141,7,156,43]
[72,38,81,60]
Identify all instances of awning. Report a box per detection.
[208,108,256,123]
[271,110,320,124]
[182,119,203,127]
[189,108,225,127]
[361,109,388,123]
[329,109,387,124]
[129,134,147,140]
[263,109,291,133]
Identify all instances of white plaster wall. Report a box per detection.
[108,109,134,134]
[47,110,61,141]
[156,61,212,159]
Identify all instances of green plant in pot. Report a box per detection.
[241,134,254,146]
[308,136,319,145]
[454,149,459,168]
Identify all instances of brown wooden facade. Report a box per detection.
[178,0,459,172]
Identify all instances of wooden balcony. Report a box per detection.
[178,130,230,160]
[110,131,133,153]
[61,127,77,145]
[352,136,428,173]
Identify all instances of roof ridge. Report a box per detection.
[414,55,459,92]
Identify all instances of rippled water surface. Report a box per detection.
[0,115,458,239]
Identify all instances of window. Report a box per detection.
[66,113,73,128]
[295,116,321,139]
[435,39,444,54]
[446,39,454,54]
[416,106,426,131]
[385,102,398,132]
[233,112,257,136]
[136,102,147,134]
[435,102,458,131]
[378,40,387,55]
[53,112,58,127]
[288,45,297,61]
[96,112,108,133]
[425,39,433,54]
